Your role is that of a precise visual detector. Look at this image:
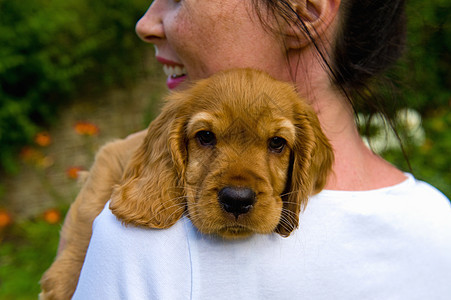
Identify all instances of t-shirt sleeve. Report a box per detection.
[72,202,192,299]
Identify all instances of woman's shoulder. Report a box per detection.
[92,201,190,245]
[388,173,450,212]
[320,173,449,204]
[84,201,192,276]
[406,174,449,201]
[312,173,451,240]
[74,202,192,299]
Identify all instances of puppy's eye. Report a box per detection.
[268,137,287,153]
[196,131,216,147]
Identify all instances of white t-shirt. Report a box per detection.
[73,174,451,299]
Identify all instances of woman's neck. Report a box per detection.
[298,72,406,191]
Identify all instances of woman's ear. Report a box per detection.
[276,100,334,237]
[283,0,341,49]
[110,93,189,229]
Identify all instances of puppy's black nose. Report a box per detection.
[218,187,255,218]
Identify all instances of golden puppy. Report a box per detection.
[111,68,333,237]
[40,68,333,299]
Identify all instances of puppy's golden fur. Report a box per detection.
[40,131,145,300]
[40,69,333,299]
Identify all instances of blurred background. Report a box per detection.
[0,0,449,298]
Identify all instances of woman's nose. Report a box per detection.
[135,1,165,43]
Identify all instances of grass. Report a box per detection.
[0,214,63,299]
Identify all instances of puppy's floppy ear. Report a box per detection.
[277,100,334,237]
[110,93,189,229]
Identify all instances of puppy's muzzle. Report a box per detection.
[218,187,256,219]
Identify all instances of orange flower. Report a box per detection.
[66,166,84,179]
[0,209,13,228]
[74,121,99,136]
[35,132,52,147]
[20,147,53,168]
[20,147,39,161]
[20,147,43,163]
[43,208,62,224]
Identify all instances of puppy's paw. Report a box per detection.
[40,259,80,300]
[39,291,51,300]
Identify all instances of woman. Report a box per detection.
[72,0,451,298]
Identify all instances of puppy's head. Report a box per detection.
[110,68,333,238]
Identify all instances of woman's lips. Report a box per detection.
[156,56,182,66]
[166,74,187,90]
[156,57,187,90]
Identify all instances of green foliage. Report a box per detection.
[364,0,450,199]
[0,217,62,299]
[0,0,149,173]
[381,0,450,198]
[383,110,451,199]
[396,0,451,112]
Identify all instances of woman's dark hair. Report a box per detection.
[253,0,408,160]
[334,1,406,92]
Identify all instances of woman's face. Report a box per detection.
[136,0,290,89]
